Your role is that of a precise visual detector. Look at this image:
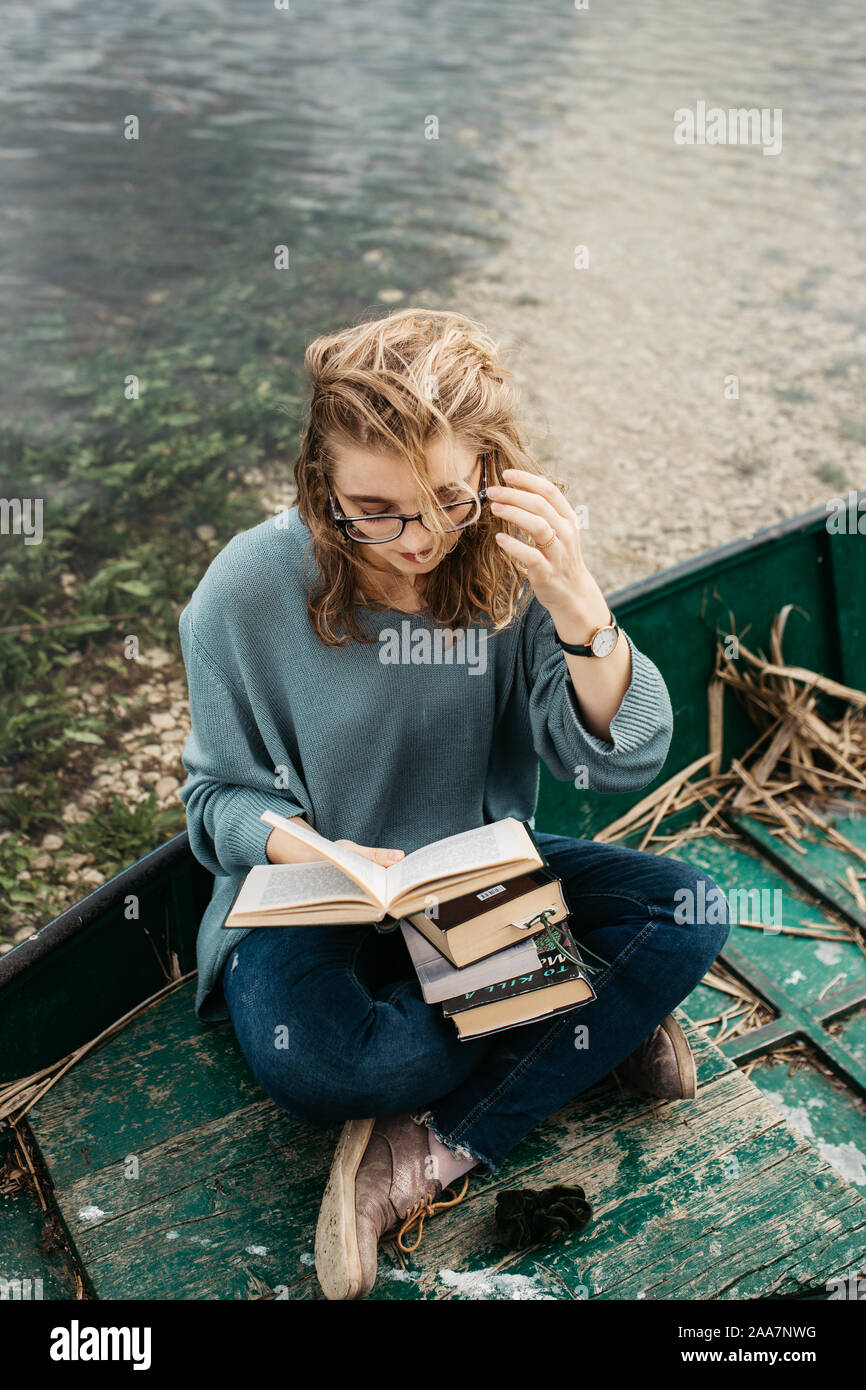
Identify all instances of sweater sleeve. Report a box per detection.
[177,608,313,877]
[521,599,673,793]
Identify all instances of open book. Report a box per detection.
[222,814,547,928]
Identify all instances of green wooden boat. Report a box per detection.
[2,498,865,1302]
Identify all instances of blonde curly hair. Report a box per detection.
[292,305,565,646]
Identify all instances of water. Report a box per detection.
[0,0,579,437]
[446,1,866,579]
[1,2,863,577]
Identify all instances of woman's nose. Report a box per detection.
[400,518,430,547]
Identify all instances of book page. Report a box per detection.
[237,861,377,913]
[385,818,527,903]
[260,811,388,906]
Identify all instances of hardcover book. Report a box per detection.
[398,917,546,1004]
[401,867,569,967]
[443,918,596,1040]
[221,814,550,929]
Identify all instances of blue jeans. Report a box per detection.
[221,830,730,1176]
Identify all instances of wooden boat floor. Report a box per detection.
[24,979,866,1301]
[663,818,866,1162]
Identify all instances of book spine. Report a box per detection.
[423,867,560,935]
[374,914,401,935]
[533,917,608,979]
[440,950,586,1016]
[454,997,586,1041]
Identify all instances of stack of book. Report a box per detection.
[223,812,595,1039]
[397,868,595,1039]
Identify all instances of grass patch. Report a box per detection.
[814,462,848,491]
[837,417,866,447]
[67,792,186,880]
[773,386,814,405]
[0,335,304,941]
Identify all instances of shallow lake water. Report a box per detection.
[2,0,862,591]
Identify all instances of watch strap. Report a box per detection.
[554,609,618,657]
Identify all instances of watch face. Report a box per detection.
[591,625,618,658]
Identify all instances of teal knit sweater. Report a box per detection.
[178,506,674,1021]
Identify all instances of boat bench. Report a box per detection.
[21,981,866,1301]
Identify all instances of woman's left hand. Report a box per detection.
[488,467,632,741]
[487,468,592,618]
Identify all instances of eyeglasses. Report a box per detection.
[325,455,490,543]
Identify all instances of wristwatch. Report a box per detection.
[554,608,619,658]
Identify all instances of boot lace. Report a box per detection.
[385,1172,471,1253]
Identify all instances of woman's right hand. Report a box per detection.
[334,839,405,866]
[266,819,404,867]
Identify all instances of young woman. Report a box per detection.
[178,307,730,1301]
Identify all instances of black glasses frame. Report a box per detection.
[325,455,490,544]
